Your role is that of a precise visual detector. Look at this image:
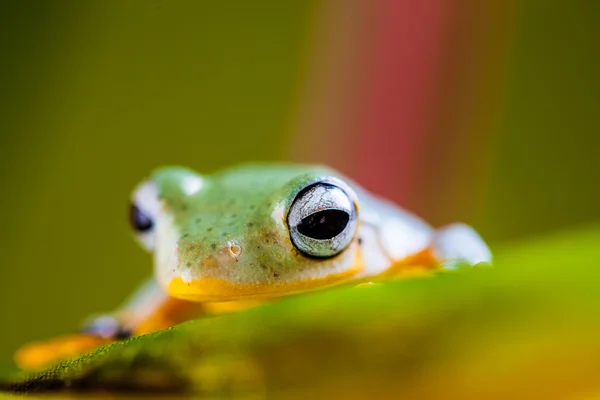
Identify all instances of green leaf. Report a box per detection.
[3,225,600,398]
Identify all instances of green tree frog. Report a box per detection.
[15,163,491,369]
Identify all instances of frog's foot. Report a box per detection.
[14,333,113,371]
[431,223,492,269]
[14,315,130,371]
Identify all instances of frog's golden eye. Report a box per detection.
[130,180,160,251]
[287,181,358,258]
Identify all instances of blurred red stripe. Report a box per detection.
[289,1,454,208]
[349,0,452,208]
[290,0,513,226]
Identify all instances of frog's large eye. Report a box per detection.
[130,204,153,232]
[130,180,160,251]
[287,181,358,258]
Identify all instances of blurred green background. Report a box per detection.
[1,0,599,369]
[0,0,316,368]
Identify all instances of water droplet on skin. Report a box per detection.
[227,241,242,258]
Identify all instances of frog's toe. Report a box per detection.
[432,223,492,268]
[80,314,132,340]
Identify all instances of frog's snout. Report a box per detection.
[226,241,242,258]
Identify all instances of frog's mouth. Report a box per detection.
[166,248,365,302]
[167,269,357,302]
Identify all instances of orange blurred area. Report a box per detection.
[13,334,111,371]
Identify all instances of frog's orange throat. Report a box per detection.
[168,247,441,302]
[168,254,364,302]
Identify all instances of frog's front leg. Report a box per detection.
[80,278,203,339]
[370,222,492,279]
[14,278,204,370]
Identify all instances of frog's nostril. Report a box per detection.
[227,241,242,258]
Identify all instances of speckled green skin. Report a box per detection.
[150,163,360,290]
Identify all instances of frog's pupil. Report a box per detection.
[297,209,349,240]
[130,204,153,232]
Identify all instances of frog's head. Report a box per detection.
[129,164,364,301]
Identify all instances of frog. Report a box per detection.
[14,163,491,369]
